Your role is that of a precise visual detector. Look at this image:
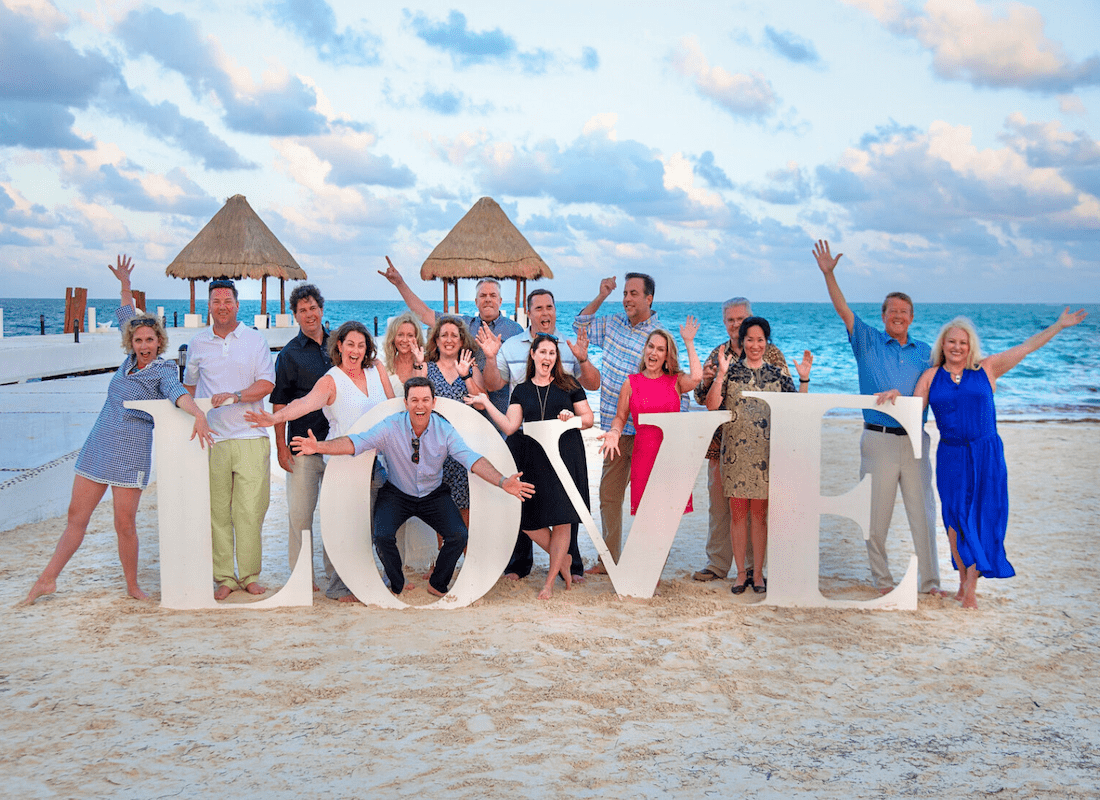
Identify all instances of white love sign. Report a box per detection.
[744,392,920,610]
[130,393,925,611]
[318,397,520,609]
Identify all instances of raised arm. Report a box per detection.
[982,307,1088,383]
[374,359,396,399]
[566,327,601,391]
[465,393,523,436]
[705,347,732,411]
[577,276,617,317]
[109,255,135,309]
[478,328,506,392]
[814,240,855,334]
[676,316,703,395]
[378,257,437,327]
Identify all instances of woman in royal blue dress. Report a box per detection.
[893,308,1087,609]
[22,257,213,605]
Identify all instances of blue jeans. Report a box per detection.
[374,482,467,594]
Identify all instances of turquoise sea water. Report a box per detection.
[3,297,1097,420]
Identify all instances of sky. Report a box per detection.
[1,0,1098,304]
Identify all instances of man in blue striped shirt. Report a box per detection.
[573,273,666,573]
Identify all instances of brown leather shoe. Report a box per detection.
[692,568,722,582]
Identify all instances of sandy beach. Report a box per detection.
[3,418,1098,798]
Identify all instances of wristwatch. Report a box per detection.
[234,391,242,402]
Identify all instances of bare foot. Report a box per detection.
[504,572,521,581]
[571,573,585,584]
[877,586,893,595]
[537,585,553,600]
[312,583,321,592]
[127,586,149,601]
[336,594,359,603]
[926,588,950,598]
[244,582,266,595]
[19,577,58,606]
[214,585,233,601]
[425,584,446,597]
[585,562,607,575]
[962,595,978,609]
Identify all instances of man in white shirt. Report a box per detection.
[479,288,600,581]
[185,279,276,601]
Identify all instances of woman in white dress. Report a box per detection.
[246,321,394,601]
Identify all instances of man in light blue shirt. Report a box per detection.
[815,240,943,596]
[292,377,534,596]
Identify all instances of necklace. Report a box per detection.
[951,370,962,384]
[535,382,551,420]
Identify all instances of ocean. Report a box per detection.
[2,297,1096,421]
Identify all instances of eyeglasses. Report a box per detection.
[128,318,157,329]
[209,279,236,290]
[411,436,420,464]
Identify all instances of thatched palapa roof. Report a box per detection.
[165,194,306,282]
[420,197,552,282]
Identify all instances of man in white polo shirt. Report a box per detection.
[185,279,276,601]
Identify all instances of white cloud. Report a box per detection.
[844,0,1100,91]
[669,36,778,118]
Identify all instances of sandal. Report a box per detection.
[752,577,767,594]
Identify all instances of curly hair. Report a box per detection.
[121,313,169,356]
[327,320,376,369]
[426,315,479,363]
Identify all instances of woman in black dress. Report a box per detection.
[467,333,594,599]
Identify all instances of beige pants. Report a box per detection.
[598,433,634,562]
[209,438,270,589]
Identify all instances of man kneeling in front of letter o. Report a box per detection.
[291,376,535,596]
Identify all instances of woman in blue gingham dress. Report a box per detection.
[22,257,213,605]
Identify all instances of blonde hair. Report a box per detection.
[382,312,425,373]
[121,312,168,356]
[637,329,683,376]
[931,317,983,370]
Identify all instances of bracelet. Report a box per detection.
[498,476,507,488]
[799,379,810,384]
[578,357,588,364]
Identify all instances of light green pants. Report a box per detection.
[209,437,270,589]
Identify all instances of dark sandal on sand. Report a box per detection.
[731,574,752,595]
[752,577,767,594]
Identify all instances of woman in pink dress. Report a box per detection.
[601,318,702,516]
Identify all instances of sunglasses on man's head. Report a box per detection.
[209,279,236,290]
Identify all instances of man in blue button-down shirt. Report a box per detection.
[815,240,943,596]
[291,377,534,596]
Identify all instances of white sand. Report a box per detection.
[3,419,1098,798]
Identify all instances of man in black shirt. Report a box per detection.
[270,284,331,592]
